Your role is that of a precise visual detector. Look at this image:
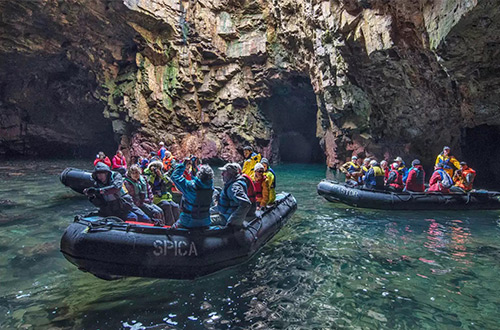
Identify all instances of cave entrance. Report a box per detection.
[259,76,324,163]
[0,54,117,159]
[462,124,500,188]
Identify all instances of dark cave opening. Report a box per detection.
[259,76,325,163]
[0,55,117,159]
[462,124,500,188]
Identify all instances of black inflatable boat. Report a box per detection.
[318,180,500,210]
[60,193,297,280]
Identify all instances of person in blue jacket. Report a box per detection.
[170,158,214,228]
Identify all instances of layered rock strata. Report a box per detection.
[0,0,498,170]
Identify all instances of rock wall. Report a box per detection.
[0,0,498,169]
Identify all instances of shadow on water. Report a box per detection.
[1,161,500,328]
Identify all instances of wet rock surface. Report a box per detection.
[0,0,499,173]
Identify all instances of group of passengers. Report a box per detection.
[86,144,276,229]
[340,146,476,193]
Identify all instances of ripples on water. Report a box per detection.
[1,160,500,329]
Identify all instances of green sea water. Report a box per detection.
[1,160,500,329]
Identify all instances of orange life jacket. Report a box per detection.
[163,156,174,172]
[455,168,476,191]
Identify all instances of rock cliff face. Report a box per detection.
[0,0,499,175]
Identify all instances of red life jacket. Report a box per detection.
[389,169,404,189]
[253,178,263,201]
[240,174,256,203]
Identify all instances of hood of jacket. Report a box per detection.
[92,163,112,181]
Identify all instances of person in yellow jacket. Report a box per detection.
[340,156,360,181]
[242,146,261,176]
[435,146,461,178]
[260,158,276,205]
[252,163,271,209]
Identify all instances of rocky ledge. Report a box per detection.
[0,0,499,179]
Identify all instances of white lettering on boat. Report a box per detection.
[153,239,198,257]
[334,185,359,198]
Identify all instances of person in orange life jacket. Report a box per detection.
[162,151,175,172]
[427,163,453,193]
[364,160,385,189]
[112,150,127,175]
[386,162,404,191]
[216,163,254,227]
[252,163,270,210]
[380,160,390,181]
[84,163,148,221]
[405,159,426,192]
[451,161,476,193]
[435,146,461,178]
[242,146,262,176]
[94,151,111,168]
[393,156,409,183]
[170,159,214,229]
[124,165,165,225]
[157,142,167,160]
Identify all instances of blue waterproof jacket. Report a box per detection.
[171,163,214,228]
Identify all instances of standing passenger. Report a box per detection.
[435,146,461,178]
[242,146,262,176]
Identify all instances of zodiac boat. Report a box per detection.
[60,193,297,280]
[317,180,500,210]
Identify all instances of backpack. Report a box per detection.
[438,170,453,189]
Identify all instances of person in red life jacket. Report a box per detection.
[451,161,476,192]
[112,150,127,175]
[94,151,112,168]
[124,165,165,225]
[380,160,390,181]
[157,142,167,160]
[386,162,404,191]
[162,151,175,172]
[216,163,255,227]
[428,163,453,193]
[405,159,426,192]
[252,163,270,210]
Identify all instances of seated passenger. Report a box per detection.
[451,161,476,192]
[112,150,127,175]
[217,163,254,227]
[124,165,165,225]
[162,151,175,172]
[94,151,112,167]
[84,163,148,221]
[361,158,371,176]
[386,162,404,191]
[364,160,385,190]
[405,159,426,192]
[260,158,276,205]
[252,163,270,210]
[393,156,408,183]
[435,146,461,178]
[170,159,214,229]
[242,146,262,176]
[380,160,390,180]
[340,156,361,182]
[143,161,180,225]
[428,163,453,193]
